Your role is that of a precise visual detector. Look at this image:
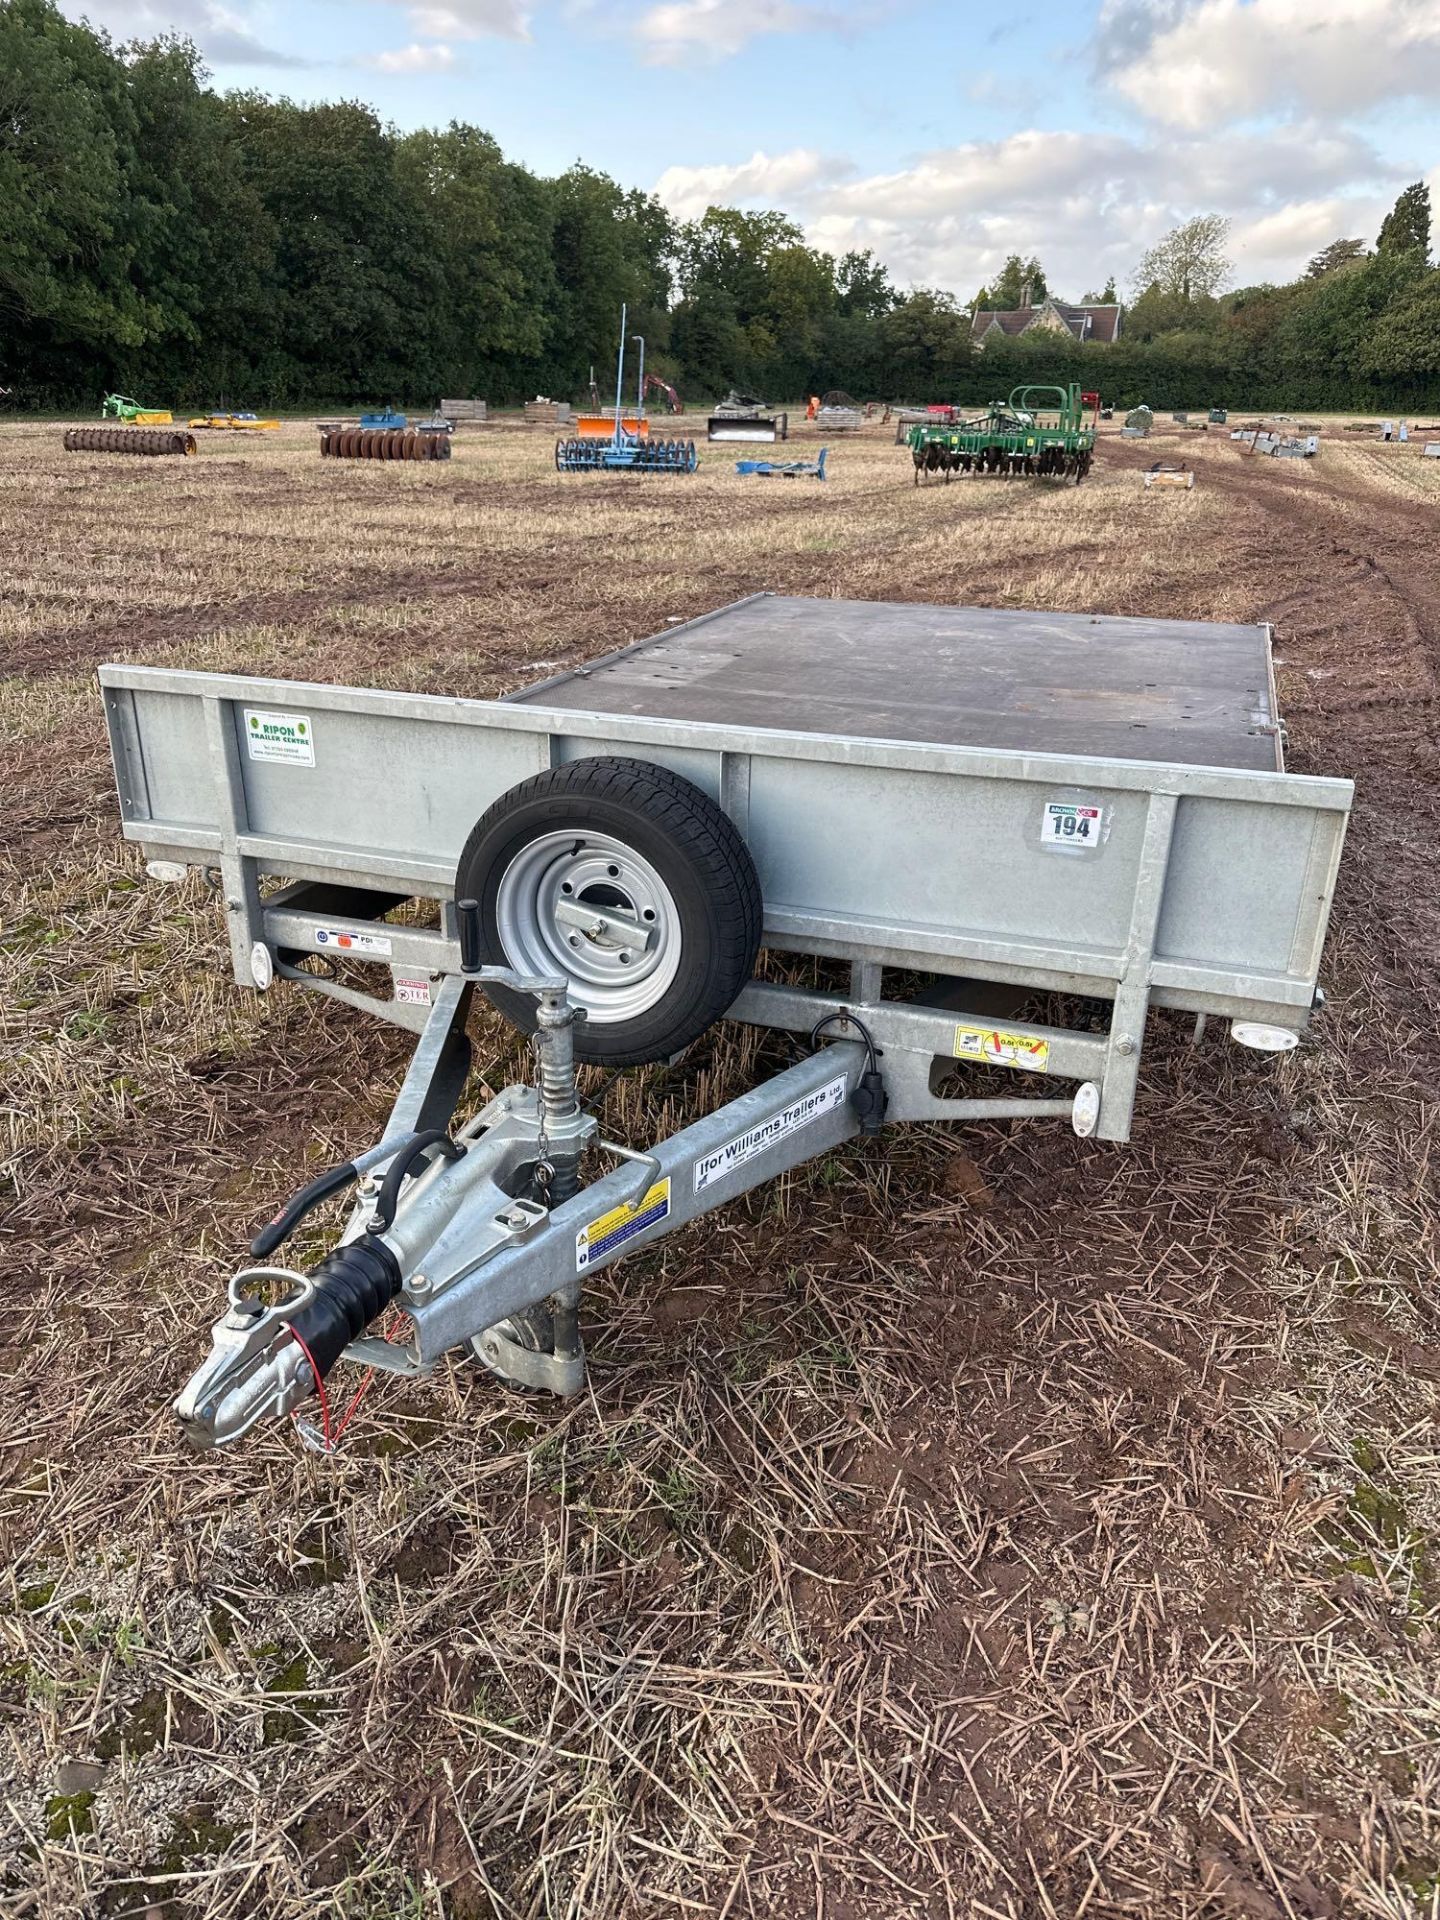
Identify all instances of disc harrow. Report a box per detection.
[906,382,1096,487]
[556,302,698,476]
[319,427,451,461]
[64,426,197,456]
[555,433,697,474]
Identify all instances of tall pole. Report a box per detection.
[632,332,645,418]
[613,303,627,447]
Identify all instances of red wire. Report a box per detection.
[287,1325,333,1450]
[290,1310,405,1453]
[332,1369,376,1444]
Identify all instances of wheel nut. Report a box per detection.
[619,952,632,964]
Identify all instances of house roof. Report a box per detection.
[971,300,1123,344]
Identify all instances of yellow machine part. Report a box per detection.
[575,413,649,439]
[133,409,173,424]
[188,414,281,431]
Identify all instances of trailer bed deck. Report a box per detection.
[512,596,1282,774]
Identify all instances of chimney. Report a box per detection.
[1020,278,1033,309]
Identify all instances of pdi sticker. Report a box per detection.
[314,927,391,956]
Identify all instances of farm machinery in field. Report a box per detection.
[557,305,697,475]
[101,392,172,425]
[643,372,683,414]
[320,426,451,461]
[906,383,1096,484]
[66,426,196,456]
[1144,460,1194,490]
[736,449,827,480]
[709,390,789,444]
[189,411,280,431]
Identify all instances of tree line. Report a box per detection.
[4,0,1438,413]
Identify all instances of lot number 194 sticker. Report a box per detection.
[1040,798,1104,854]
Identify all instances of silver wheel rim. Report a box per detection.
[494,829,682,1023]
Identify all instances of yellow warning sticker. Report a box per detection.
[953,1023,1050,1073]
[575,1179,671,1272]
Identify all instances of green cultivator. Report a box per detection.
[907,383,1095,485]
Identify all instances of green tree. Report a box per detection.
[835,249,895,318]
[1081,276,1117,303]
[538,164,674,395]
[760,242,836,380]
[989,253,1047,309]
[122,37,278,402]
[1377,181,1431,262]
[0,0,151,391]
[877,288,970,398]
[1270,250,1427,402]
[233,96,429,401]
[669,290,742,395]
[1134,215,1230,302]
[1361,269,1440,375]
[676,207,802,313]
[8,0,1440,417]
[396,123,559,398]
[1307,237,1367,278]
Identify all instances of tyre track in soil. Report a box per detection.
[1112,435,1440,1054]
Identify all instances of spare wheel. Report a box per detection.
[454,757,762,1066]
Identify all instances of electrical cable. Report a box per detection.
[809,1010,879,1074]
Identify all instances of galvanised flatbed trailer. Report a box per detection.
[99,594,1351,1453]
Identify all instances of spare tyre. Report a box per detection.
[455,757,762,1065]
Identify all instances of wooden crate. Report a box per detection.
[440,399,487,425]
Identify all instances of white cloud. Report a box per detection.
[362,39,457,68]
[1097,0,1440,127]
[635,0,864,66]
[61,0,308,64]
[654,123,1403,299]
[390,0,529,39]
[654,148,849,219]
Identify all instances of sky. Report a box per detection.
[60,0,1440,302]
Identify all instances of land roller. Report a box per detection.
[65,426,197,456]
[319,427,452,461]
[907,383,1095,484]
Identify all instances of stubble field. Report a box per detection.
[3,410,1440,1920]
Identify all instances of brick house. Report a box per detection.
[970,291,1123,346]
